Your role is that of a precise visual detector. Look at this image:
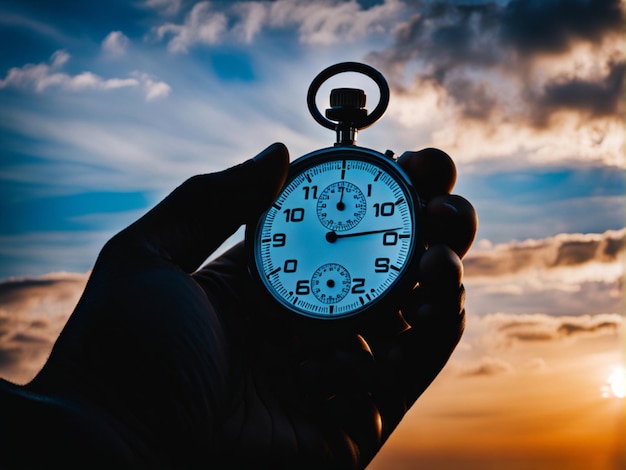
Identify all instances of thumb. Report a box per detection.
[105,143,289,273]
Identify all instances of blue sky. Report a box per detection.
[1,0,623,279]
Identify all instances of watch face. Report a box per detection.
[251,147,421,320]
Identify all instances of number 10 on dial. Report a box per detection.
[249,148,423,321]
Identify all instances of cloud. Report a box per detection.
[0,50,170,101]
[101,31,130,57]
[366,0,624,166]
[131,71,172,101]
[531,60,624,125]
[462,229,624,317]
[141,0,183,16]
[499,0,624,56]
[369,0,624,117]
[458,355,515,377]
[155,2,228,52]
[268,0,405,46]
[144,78,172,100]
[484,312,622,343]
[0,273,86,384]
[153,0,404,52]
[464,228,625,278]
[0,50,138,92]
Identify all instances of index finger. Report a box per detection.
[397,148,457,199]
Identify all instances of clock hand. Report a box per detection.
[336,186,345,211]
[325,227,402,243]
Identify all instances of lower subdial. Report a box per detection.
[311,263,352,304]
[316,181,366,232]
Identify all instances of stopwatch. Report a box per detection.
[247,62,424,322]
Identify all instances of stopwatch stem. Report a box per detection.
[335,126,358,146]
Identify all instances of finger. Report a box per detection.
[425,194,478,259]
[106,143,289,273]
[397,148,457,199]
[406,244,464,324]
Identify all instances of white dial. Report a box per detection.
[251,149,419,320]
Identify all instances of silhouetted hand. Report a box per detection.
[0,143,477,469]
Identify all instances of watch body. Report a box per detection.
[247,145,424,321]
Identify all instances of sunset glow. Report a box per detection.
[605,366,626,399]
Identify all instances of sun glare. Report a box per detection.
[604,366,626,399]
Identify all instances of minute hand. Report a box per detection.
[326,227,402,243]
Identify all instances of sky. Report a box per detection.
[0,0,624,468]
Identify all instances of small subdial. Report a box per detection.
[311,263,352,304]
[316,181,366,232]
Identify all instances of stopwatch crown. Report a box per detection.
[325,88,368,125]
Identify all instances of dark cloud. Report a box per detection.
[500,0,624,55]
[552,230,625,267]
[446,75,499,119]
[532,60,625,125]
[459,356,514,377]
[464,228,626,277]
[490,313,622,343]
[369,0,625,126]
[556,319,619,337]
[372,2,501,83]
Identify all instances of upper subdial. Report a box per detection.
[316,181,367,232]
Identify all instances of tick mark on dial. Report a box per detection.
[267,267,281,277]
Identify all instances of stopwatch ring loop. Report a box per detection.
[306,62,390,132]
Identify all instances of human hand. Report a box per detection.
[18,143,476,469]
